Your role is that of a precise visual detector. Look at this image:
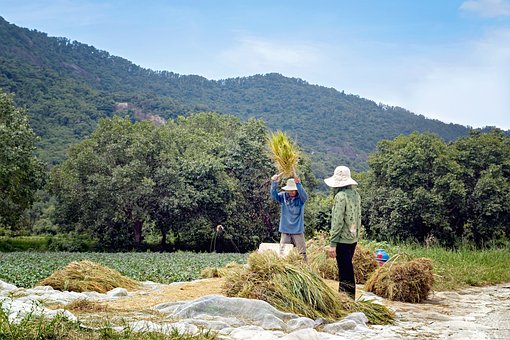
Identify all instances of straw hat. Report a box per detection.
[324,166,358,188]
[282,178,298,191]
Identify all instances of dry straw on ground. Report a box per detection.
[221,251,394,324]
[39,260,139,293]
[305,234,378,284]
[66,299,109,313]
[200,262,243,279]
[267,130,299,177]
[364,257,434,303]
[353,246,379,284]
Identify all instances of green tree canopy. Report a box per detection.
[0,90,45,228]
[360,130,510,247]
[50,112,308,251]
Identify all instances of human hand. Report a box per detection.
[271,172,283,182]
[327,246,336,258]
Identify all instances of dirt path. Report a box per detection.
[381,283,510,339]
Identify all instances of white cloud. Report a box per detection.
[386,28,510,129]
[215,31,510,129]
[218,36,323,77]
[460,0,510,17]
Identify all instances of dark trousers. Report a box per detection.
[336,242,357,299]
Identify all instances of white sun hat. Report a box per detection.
[282,178,298,191]
[324,166,358,188]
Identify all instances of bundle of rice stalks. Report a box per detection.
[306,238,337,280]
[267,130,299,177]
[38,260,139,293]
[305,234,378,283]
[364,257,434,303]
[222,251,394,324]
[200,262,244,278]
[353,246,379,284]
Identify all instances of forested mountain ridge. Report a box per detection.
[0,16,476,176]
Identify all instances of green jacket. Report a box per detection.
[329,186,361,246]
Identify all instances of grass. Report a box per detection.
[0,308,218,339]
[361,241,510,291]
[0,236,51,252]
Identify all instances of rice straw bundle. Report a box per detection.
[305,236,338,280]
[267,130,299,177]
[304,233,378,283]
[200,262,244,278]
[364,257,434,303]
[38,260,139,293]
[353,246,379,284]
[222,251,394,324]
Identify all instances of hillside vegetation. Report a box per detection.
[0,16,474,176]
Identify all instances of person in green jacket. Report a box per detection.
[324,166,361,300]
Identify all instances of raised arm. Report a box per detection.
[270,173,283,203]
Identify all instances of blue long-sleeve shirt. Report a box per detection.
[270,181,308,234]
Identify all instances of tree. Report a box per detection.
[50,112,284,251]
[50,117,162,250]
[452,129,510,246]
[0,90,45,228]
[362,133,465,246]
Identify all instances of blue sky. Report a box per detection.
[1,0,509,129]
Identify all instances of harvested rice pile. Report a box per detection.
[353,246,379,284]
[39,260,139,293]
[364,257,434,303]
[267,130,299,177]
[222,251,394,324]
[306,234,378,284]
[201,262,243,278]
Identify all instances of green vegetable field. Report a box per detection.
[0,252,247,288]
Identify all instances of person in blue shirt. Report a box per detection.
[270,172,309,261]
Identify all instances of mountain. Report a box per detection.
[0,16,474,176]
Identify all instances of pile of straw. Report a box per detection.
[305,234,378,284]
[353,246,379,284]
[223,251,394,324]
[38,260,139,293]
[305,237,337,280]
[200,262,243,279]
[66,299,109,313]
[267,130,299,177]
[364,257,434,303]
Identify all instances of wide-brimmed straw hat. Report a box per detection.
[282,178,298,191]
[324,166,358,188]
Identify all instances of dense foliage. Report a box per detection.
[0,16,477,176]
[49,112,315,251]
[0,90,45,228]
[360,130,510,247]
[1,17,508,251]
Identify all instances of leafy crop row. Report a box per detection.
[0,252,247,288]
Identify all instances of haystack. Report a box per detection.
[364,257,434,303]
[353,245,379,284]
[222,251,394,324]
[305,234,378,283]
[267,130,299,177]
[200,262,243,279]
[39,260,139,293]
